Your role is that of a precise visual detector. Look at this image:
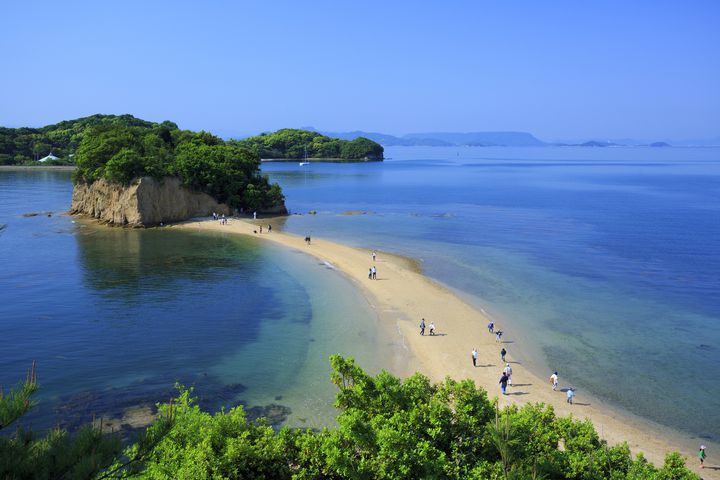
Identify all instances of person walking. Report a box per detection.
[700,445,707,469]
[566,386,575,404]
[487,321,494,334]
[550,371,559,391]
[371,266,377,280]
[368,268,372,279]
[503,363,513,385]
[500,347,507,362]
[429,322,435,336]
[253,211,257,219]
[420,318,426,336]
[372,251,376,262]
[499,372,509,395]
[268,224,272,233]
[472,348,478,367]
[495,330,503,343]
[259,225,263,233]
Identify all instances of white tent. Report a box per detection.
[38,153,59,163]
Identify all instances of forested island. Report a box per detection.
[68,117,285,225]
[0,114,159,165]
[0,114,284,225]
[231,128,384,161]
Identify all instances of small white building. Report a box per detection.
[38,153,59,163]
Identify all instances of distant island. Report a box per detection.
[230,129,384,161]
[24,114,288,226]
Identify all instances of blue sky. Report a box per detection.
[1,1,718,141]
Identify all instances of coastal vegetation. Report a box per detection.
[0,357,699,479]
[230,129,384,160]
[0,114,158,165]
[0,114,284,212]
[70,118,283,212]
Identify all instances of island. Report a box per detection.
[0,114,160,165]
[230,128,384,161]
[68,118,286,227]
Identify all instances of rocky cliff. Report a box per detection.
[70,176,232,227]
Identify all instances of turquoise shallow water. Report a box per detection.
[2,146,719,443]
[0,170,397,430]
[262,146,720,442]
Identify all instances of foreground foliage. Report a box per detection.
[1,357,699,479]
[230,129,384,160]
[0,363,173,480]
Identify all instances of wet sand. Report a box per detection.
[176,217,716,477]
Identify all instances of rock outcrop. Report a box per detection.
[70,176,232,227]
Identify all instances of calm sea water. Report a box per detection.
[0,170,397,430]
[2,147,718,443]
[262,146,720,442]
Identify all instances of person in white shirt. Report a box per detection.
[550,372,558,391]
[471,348,478,367]
[503,363,512,385]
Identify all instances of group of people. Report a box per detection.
[487,322,503,342]
[368,266,377,279]
[212,212,228,225]
[367,251,378,279]
[419,318,435,336]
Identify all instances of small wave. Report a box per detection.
[322,261,337,270]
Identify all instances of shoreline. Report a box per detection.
[174,216,714,476]
[0,165,76,171]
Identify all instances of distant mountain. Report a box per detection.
[401,131,546,147]
[578,140,620,147]
[317,130,545,147]
[321,130,427,146]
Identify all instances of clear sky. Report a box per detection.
[1,1,718,141]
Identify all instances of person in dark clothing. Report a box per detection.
[420,318,426,336]
[500,348,507,362]
[499,373,509,395]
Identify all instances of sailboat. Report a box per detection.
[299,146,310,166]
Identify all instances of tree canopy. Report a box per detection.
[230,129,384,161]
[0,114,165,165]
[0,357,700,479]
[69,122,284,212]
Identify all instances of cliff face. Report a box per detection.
[70,176,232,227]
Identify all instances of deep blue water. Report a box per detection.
[262,146,720,441]
[2,146,718,441]
[0,170,386,430]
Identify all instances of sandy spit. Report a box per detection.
[175,217,715,477]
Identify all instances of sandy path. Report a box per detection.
[176,217,715,477]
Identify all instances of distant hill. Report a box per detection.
[402,131,546,146]
[317,130,545,147]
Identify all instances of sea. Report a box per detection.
[1,146,719,444]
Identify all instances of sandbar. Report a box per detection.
[176,217,714,477]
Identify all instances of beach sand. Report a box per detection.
[177,217,716,477]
